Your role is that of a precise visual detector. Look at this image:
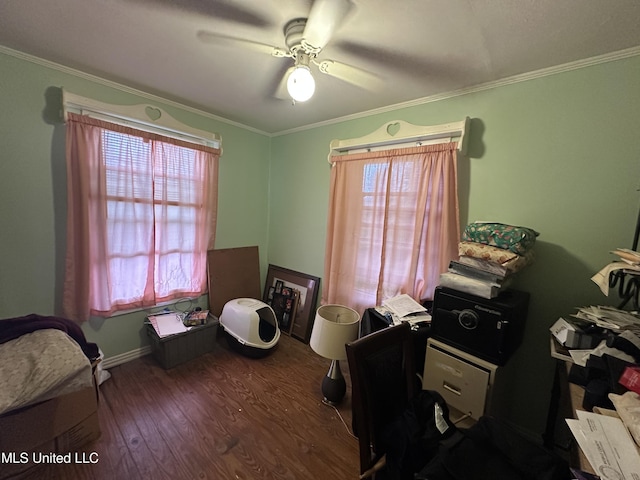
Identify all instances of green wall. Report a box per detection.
[268,55,640,438]
[2,48,639,441]
[0,51,271,359]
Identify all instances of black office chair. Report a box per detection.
[346,322,421,479]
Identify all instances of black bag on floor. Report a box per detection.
[378,390,459,480]
[414,415,571,480]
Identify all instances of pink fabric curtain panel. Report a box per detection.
[322,142,460,314]
[63,113,220,322]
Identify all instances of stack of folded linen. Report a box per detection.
[440,222,538,298]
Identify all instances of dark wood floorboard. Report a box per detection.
[13,331,359,480]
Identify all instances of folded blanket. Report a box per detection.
[462,222,539,255]
[0,313,99,361]
[458,241,534,275]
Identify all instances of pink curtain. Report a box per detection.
[63,113,220,322]
[322,142,459,314]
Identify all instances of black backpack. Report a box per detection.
[377,390,570,480]
[415,415,571,480]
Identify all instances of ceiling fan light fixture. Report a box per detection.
[287,65,315,102]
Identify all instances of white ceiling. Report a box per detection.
[2,0,640,134]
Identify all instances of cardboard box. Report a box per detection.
[147,321,217,369]
[0,385,100,479]
[550,317,600,349]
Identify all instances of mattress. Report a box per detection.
[0,329,93,415]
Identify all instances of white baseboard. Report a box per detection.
[101,346,152,369]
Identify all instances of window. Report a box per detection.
[323,143,459,313]
[63,113,220,321]
[102,130,204,302]
[357,160,427,297]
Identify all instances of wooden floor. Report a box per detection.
[17,331,360,479]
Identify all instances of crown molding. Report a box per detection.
[0,45,269,136]
[3,44,639,138]
[273,45,640,137]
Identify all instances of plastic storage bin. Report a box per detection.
[147,319,217,369]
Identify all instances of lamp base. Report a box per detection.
[321,359,346,405]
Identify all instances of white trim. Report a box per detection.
[0,45,267,136]
[328,117,469,163]
[1,47,265,134]
[2,44,639,137]
[63,89,222,151]
[273,45,640,137]
[101,345,152,369]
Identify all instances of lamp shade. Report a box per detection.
[287,65,315,102]
[310,304,360,361]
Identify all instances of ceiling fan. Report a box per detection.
[197,0,383,102]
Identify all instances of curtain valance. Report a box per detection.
[329,142,458,164]
[66,112,221,157]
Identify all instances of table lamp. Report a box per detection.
[309,304,360,405]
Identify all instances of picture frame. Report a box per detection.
[263,265,321,343]
[268,287,298,335]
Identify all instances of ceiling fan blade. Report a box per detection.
[315,59,384,92]
[122,0,273,28]
[197,30,289,57]
[302,0,354,53]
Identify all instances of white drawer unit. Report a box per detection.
[423,338,504,423]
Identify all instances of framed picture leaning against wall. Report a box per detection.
[263,265,320,343]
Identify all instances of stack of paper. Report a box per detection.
[148,312,187,337]
[567,410,640,478]
[380,294,431,325]
[591,249,640,296]
[573,306,640,335]
[611,248,640,265]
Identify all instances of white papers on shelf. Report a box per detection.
[591,261,640,296]
[568,349,593,367]
[573,306,640,334]
[566,340,637,367]
[566,410,640,479]
[148,312,187,337]
[612,248,640,265]
[382,294,427,318]
[379,294,431,325]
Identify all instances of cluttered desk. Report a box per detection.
[548,304,640,479]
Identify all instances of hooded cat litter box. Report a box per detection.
[219,298,280,357]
